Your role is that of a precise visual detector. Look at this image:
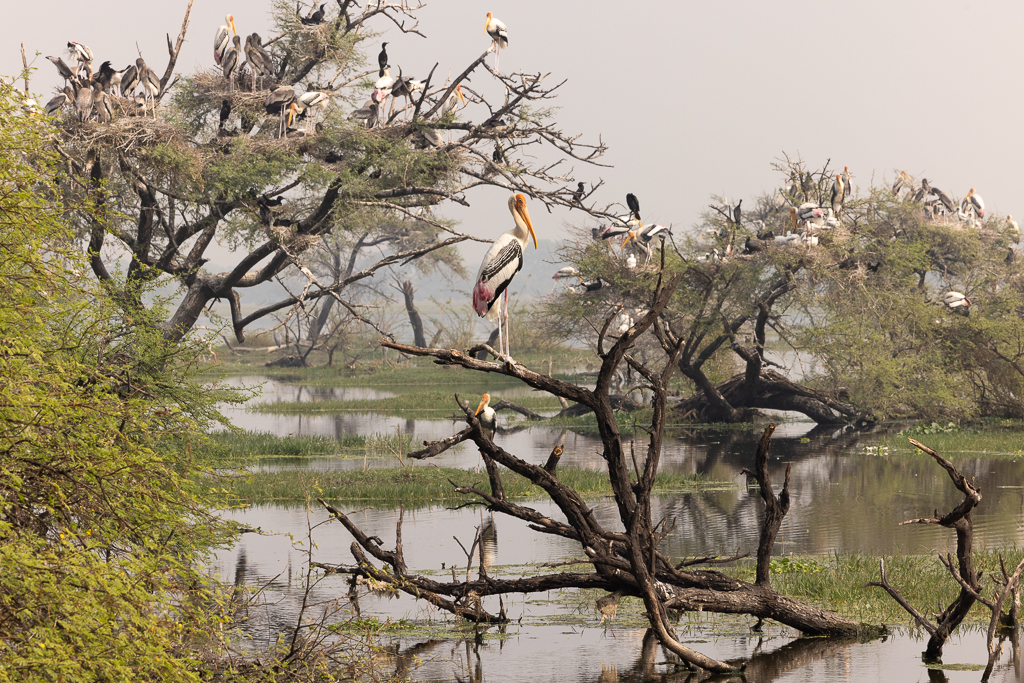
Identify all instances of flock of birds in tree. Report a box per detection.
[210,13,331,138]
[42,43,160,120]
[349,11,505,133]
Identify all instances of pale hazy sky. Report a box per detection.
[5,0,1022,272]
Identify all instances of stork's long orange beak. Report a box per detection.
[287,102,296,127]
[622,231,635,248]
[515,194,537,248]
[229,15,237,35]
[457,85,465,106]
[485,12,492,31]
[475,393,490,415]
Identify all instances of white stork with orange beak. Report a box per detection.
[214,15,237,65]
[962,188,986,219]
[485,12,508,70]
[475,393,497,437]
[473,194,537,361]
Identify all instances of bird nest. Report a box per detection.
[57,109,189,153]
[189,72,273,110]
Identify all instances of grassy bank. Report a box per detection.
[879,422,1024,459]
[214,465,720,505]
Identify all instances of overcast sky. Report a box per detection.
[4,0,1022,277]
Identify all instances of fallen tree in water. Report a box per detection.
[313,267,881,673]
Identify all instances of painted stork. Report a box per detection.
[940,291,971,316]
[388,68,424,120]
[472,194,537,361]
[797,202,824,225]
[440,84,465,118]
[67,42,94,78]
[843,166,852,198]
[962,188,985,219]
[624,224,670,265]
[265,85,296,136]
[372,68,395,125]
[1006,215,1021,244]
[119,64,139,97]
[892,170,910,196]
[830,174,844,217]
[295,91,330,130]
[222,35,242,91]
[214,15,237,65]
[44,87,74,116]
[625,253,637,269]
[592,224,631,248]
[485,12,508,70]
[930,185,956,214]
[46,56,75,83]
[244,34,270,91]
[377,42,389,77]
[552,266,580,280]
[94,86,112,123]
[475,393,497,437]
[349,99,378,128]
[74,82,94,121]
[136,58,160,118]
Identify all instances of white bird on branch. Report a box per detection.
[485,12,508,70]
[475,393,497,437]
[472,194,537,361]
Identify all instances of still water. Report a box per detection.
[207,375,1024,682]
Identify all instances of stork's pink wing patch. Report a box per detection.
[472,279,494,316]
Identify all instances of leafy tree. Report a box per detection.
[548,158,1024,422]
[0,78,229,683]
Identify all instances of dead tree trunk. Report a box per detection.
[312,265,877,673]
[868,438,983,660]
[397,279,427,348]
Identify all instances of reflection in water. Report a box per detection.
[209,375,1024,681]
[383,625,1022,683]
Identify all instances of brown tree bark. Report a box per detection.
[398,279,427,348]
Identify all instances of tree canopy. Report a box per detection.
[0,78,231,683]
[546,157,1024,422]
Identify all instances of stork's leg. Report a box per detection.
[495,308,504,363]
[503,288,511,359]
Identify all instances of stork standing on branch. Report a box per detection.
[472,194,537,362]
[485,12,508,71]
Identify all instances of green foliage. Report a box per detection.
[0,81,232,682]
[547,158,1024,422]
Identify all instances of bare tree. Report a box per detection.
[311,260,876,673]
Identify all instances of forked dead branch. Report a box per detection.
[868,437,1023,672]
[313,264,875,673]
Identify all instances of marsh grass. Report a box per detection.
[250,390,565,416]
[202,431,368,460]
[717,550,1024,623]
[879,423,1024,459]
[219,466,716,504]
